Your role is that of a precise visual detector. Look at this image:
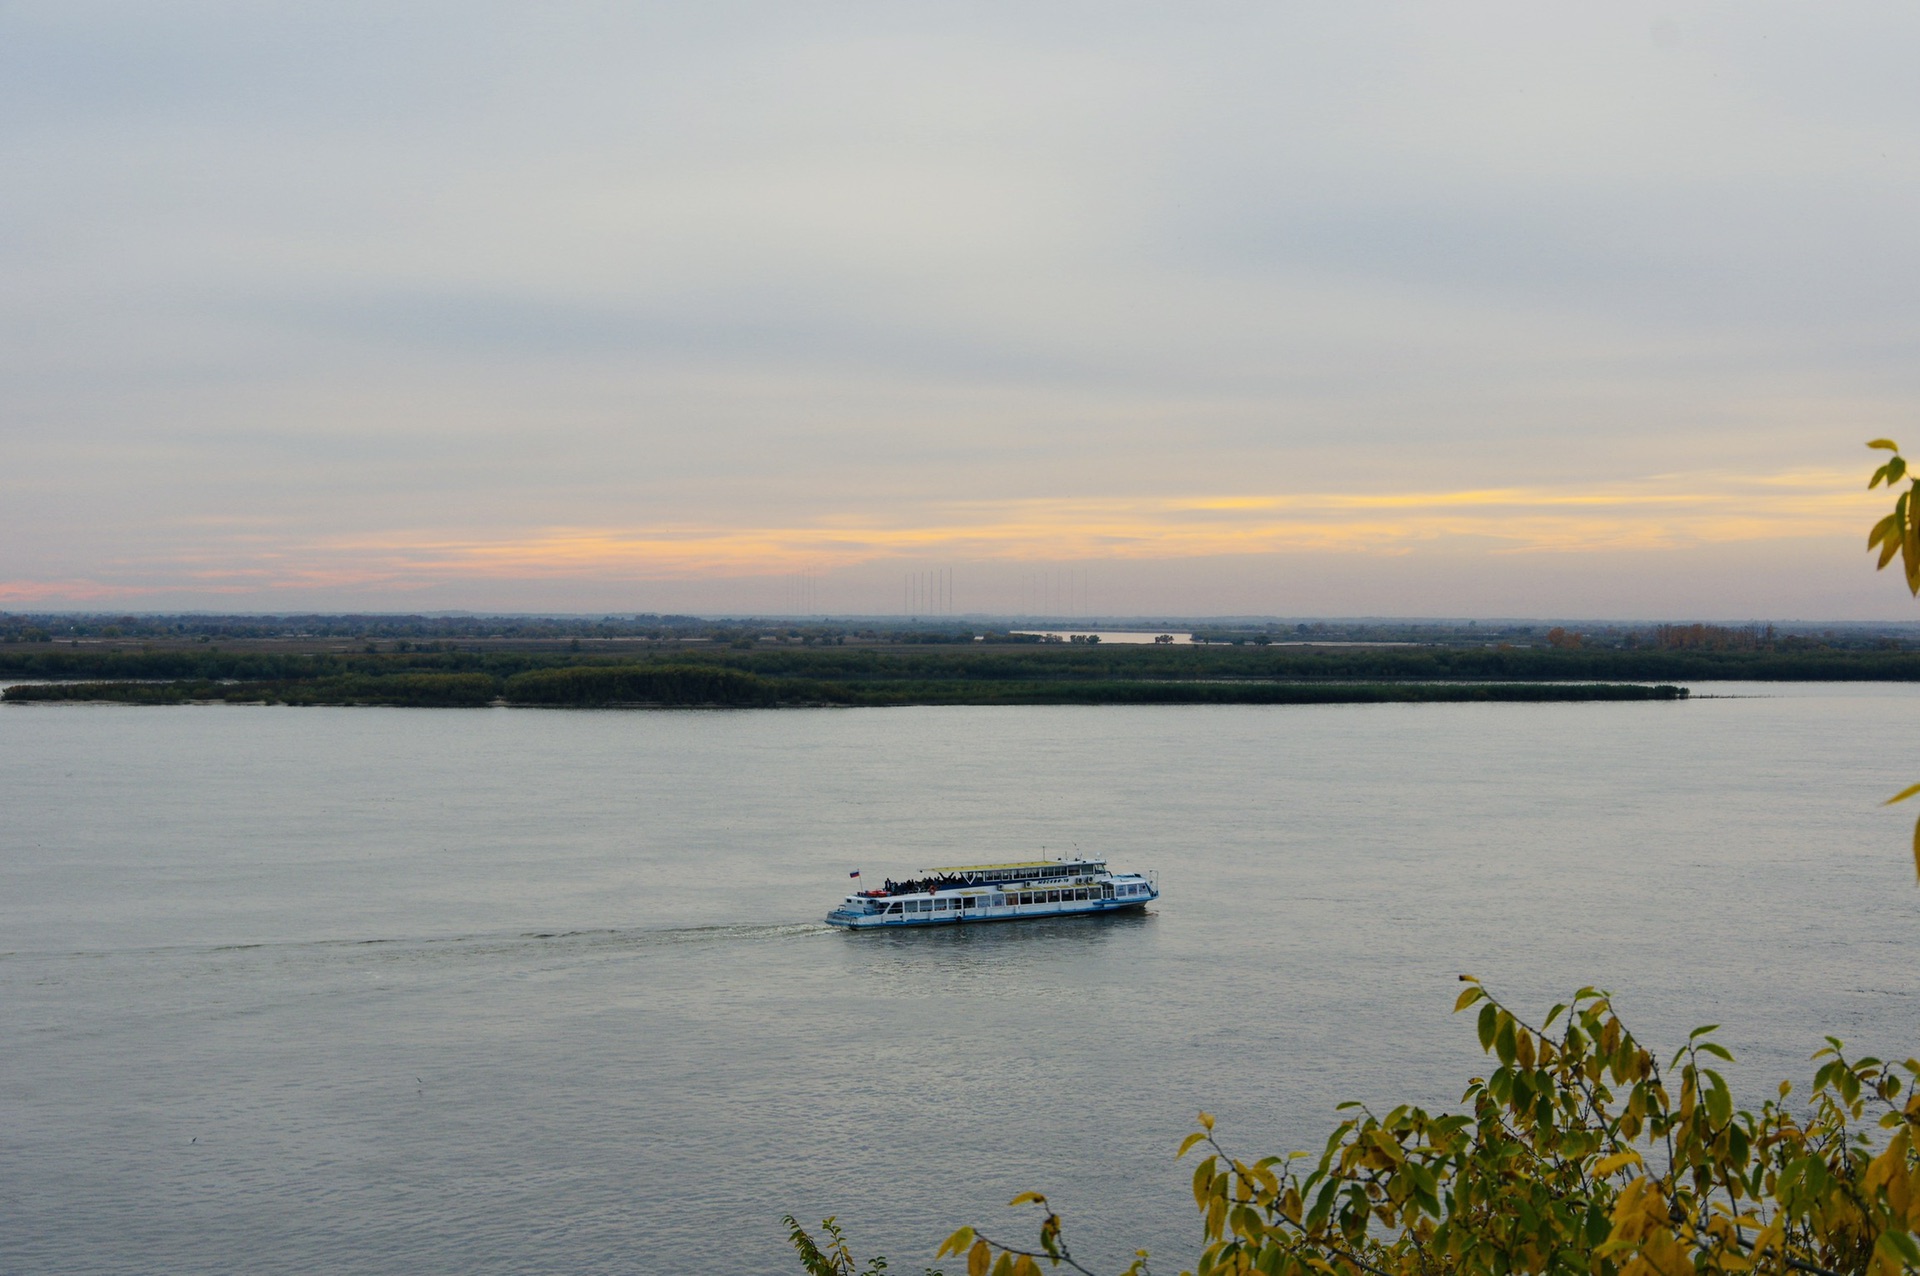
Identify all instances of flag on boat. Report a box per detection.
[849,870,861,878]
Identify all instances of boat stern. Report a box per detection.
[825,893,886,928]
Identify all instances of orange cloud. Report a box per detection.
[3,468,1881,601]
[288,468,1875,583]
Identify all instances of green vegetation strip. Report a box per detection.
[2,643,1917,687]
[5,669,1687,708]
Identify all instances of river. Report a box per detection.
[3,687,1916,1274]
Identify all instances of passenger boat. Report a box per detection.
[824,857,1158,929]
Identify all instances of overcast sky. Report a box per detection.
[5,2,1919,617]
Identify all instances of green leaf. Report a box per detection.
[1689,1024,1721,1040]
[1705,1072,1733,1125]
[1876,1229,1920,1266]
[1478,1003,1499,1052]
[1494,1015,1518,1067]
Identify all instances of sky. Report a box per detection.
[5,2,1920,619]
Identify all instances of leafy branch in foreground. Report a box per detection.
[1865,438,1920,876]
[784,1214,902,1276]
[905,980,1919,1276]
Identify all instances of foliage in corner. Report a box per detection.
[933,980,1919,1276]
[1866,439,1920,596]
[1865,439,1920,876]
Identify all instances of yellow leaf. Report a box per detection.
[1008,1192,1046,1208]
[1454,984,1484,1012]
[1595,1150,1644,1176]
[1871,439,1903,451]
[1883,783,1920,807]
[938,1228,977,1258]
[1193,1157,1217,1210]
[969,1238,992,1276]
[1913,817,1920,883]
[1012,1256,1041,1276]
[1199,1110,1215,1131]
[1177,1131,1208,1159]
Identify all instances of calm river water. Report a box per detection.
[4,688,1918,1274]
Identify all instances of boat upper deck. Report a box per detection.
[924,859,1104,881]
[867,859,1108,900]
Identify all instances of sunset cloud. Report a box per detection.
[12,468,1862,603]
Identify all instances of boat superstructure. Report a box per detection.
[824,857,1157,929]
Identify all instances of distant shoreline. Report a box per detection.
[17,637,1920,707]
[4,675,1688,709]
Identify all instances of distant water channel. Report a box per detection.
[4,687,1919,1275]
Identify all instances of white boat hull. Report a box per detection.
[827,896,1153,929]
[825,867,1158,930]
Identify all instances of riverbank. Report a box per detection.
[4,670,1688,708]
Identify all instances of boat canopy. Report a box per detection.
[924,859,1105,875]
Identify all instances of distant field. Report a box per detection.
[3,673,1687,709]
[6,640,1916,707]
